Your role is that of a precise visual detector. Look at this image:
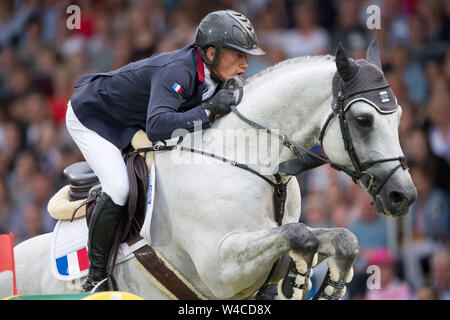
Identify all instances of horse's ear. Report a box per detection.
[335,42,358,82]
[366,38,382,69]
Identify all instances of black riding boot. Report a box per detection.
[82,192,125,293]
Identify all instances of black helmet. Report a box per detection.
[194,10,265,67]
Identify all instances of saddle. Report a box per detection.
[47,131,151,221]
[47,130,204,299]
[64,162,99,201]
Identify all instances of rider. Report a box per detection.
[66,10,265,293]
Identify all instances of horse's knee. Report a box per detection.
[333,228,359,262]
[283,223,319,255]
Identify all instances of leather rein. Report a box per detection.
[138,77,408,224]
[133,76,408,299]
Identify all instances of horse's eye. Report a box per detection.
[356,116,372,128]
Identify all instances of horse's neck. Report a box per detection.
[201,58,336,167]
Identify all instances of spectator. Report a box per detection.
[280,0,329,58]
[405,128,450,192]
[430,250,450,299]
[0,121,23,165]
[301,192,330,228]
[410,164,450,244]
[22,91,50,149]
[365,248,413,300]
[48,67,74,126]
[381,0,411,45]
[9,170,55,244]
[0,0,36,49]
[86,12,115,72]
[330,0,367,54]
[385,69,409,104]
[401,164,449,291]
[18,15,44,69]
[417,285,440,300]
[21,203,45,242]
[444,50,450,81]
[0,0,447,300]
[417,0,448,42]
[347,191,389,299]
[0,180,11,233]
[349,192,388,252]
[128,6,158,61]
[426,92,450,166]
[254,3,286,49]
[328,181,352,228]
[6,150,37,205]
[398,101,415,149]
[389,43,428,106]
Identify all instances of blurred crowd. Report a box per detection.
[0,0,448,300]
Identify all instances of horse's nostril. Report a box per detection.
[389,191,405,205]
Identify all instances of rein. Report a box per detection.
[136,78,408,222]
[135,139,289,225]
[133,75,409,299]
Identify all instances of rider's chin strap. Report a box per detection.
[198,45,222,67]
[198,45,225,86]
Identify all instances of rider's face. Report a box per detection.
[206,47,249,81]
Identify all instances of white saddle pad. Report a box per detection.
[50,162,156,281]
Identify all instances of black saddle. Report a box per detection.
[63,161,100,201]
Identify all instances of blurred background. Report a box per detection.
[0,0,448,300]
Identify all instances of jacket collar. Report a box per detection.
[195,48,204,83]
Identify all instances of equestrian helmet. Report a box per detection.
[194,10,265,66]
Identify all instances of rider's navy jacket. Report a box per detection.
[70,45,211,149]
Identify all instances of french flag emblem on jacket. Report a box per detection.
[171,82,183,93]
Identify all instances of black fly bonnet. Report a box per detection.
[319,40,408,199]
[331,59,398,114]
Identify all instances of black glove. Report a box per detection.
[202,88,236,122]
[278,153,328,175]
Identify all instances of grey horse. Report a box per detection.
[0,42,416,300]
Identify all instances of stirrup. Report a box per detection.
[82,278,109,293]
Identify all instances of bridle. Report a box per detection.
[135,75,410,299]
[226,76,408,201]
[317,81,409,199]
[139,76,409,221]
[225,76,409,298]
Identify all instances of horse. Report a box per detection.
[0,41,416,300]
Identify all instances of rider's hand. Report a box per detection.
[202,88,236,122]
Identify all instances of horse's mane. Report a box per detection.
[245,54,335,87]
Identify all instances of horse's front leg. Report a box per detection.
[219,222,319,299]
[309,228,359,300]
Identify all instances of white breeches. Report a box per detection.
[65,101,129,206]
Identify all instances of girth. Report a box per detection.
[127,236,206,300]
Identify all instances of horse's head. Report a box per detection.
[320,40,417,217]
